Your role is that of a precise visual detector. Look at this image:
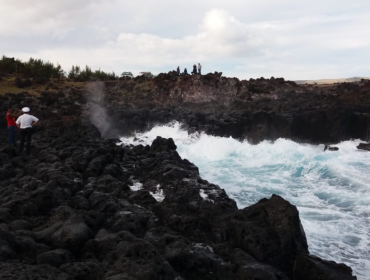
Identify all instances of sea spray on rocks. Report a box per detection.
[121,121,370,279]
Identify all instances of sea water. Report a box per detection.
[120,121,370,280]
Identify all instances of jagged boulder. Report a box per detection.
[357,142,370,151]
[50,215,93,252]
[37,249,75,267]
[223,195,309,278]
[293,254,356,280]
[150,136,177,152]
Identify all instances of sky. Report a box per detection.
[1,0,369,80]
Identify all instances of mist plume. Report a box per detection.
[85,81,117,138]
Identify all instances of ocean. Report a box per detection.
[120,121,370,280]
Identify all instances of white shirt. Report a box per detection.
[16,114,39,129]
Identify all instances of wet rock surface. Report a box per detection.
[357,142,370,151]
[0,74,363,279]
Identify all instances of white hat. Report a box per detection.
[22,107,30,112]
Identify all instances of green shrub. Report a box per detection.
[1,55,117,81]
[0,55,64,79]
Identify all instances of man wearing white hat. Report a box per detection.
[15,107,39,155]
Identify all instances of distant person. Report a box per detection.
[177,66,180,75]
[183,68,188,75]
[6,108,22,147]
[16,107,39,155]
[191,64,197,75]
[198,63,202,75]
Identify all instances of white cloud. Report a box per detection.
[1,0,370,80]
[0,0,116,37]
[32,9,275,73]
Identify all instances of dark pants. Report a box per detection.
[7,126,16,146]
[19,127,33,155]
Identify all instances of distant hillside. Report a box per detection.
[295,77,370,84]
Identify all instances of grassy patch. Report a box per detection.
[0,76,23,95]
[0,75,86,96]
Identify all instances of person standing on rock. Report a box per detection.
[198,63,202,75]
[6,108,23,147]
[177,66,180,75]
[191,64,197,75]
[16,107,39,155]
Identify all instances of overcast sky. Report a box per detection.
[1,0,369,80]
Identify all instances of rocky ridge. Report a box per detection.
[102,72,370,145]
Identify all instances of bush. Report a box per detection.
[0,55,64,79]
[14,77,32,88]
[1,55,118,81]
[68,65,117,81]
[34,77,50,84]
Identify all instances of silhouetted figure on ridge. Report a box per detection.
[191,64,197,75]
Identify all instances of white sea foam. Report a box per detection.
[120,121,370,280]
[150,184,165,202]
[129,181,143,191]
[199,189,214,203]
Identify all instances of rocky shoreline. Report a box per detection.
[1,73,368,279]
